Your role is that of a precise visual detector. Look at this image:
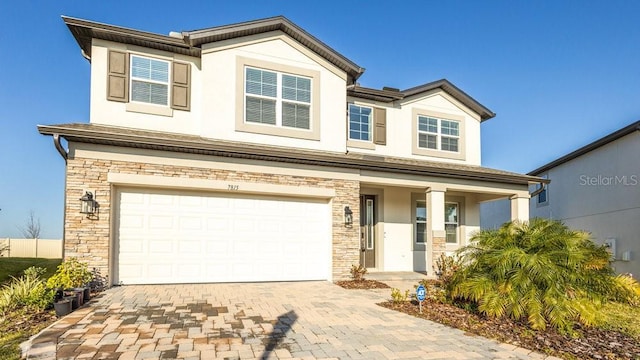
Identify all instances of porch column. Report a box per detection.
[510,194,530,222]
[427,187,446,273]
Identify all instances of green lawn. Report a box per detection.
[0,257,62,284]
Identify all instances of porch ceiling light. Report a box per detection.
[344,206,353,227]
[79,191,96,217]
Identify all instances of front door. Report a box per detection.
[359,195,376,268]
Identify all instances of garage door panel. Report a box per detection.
[117,189,330,284]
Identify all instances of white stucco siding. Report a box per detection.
[199,35,347,152]
[347,93,482,165]
[89,39,202,135]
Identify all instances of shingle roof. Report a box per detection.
[38,123,544,186]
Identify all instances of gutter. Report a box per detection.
[53,134,68,162]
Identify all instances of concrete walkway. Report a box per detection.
[22,282,561,360]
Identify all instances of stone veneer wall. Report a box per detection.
[64,154,361,283]
[431,236,446,272]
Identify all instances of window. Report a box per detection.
[130,55,170,106]
[445,203,459,244]
[348,104,373,141]
[418,116,460,152]
[245,67,311,130]
[416,201,427,243]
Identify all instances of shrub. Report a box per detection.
[0,266,54,314]
[46,257,93,289]
[433,254,459,293]
[350,264,367,282]
[450,218,622,333]
[390,288,409,303]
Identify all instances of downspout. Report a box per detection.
[530,181,546,197]
[53,134,68,162]
[53,134,68,260]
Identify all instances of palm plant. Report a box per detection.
[450,218,633,333]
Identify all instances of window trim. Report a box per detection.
[412,108,466,160]
[236,56,321,141]
[129,54,171,107]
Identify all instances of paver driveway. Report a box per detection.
[24,282,559,360]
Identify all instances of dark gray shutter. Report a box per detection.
[171,62,191,111]
[373,107,387,145]
[107,50,129,102]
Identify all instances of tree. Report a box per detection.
[19,210,41,239]
[450,218,638,333]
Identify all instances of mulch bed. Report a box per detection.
[379,298,640,360]
[335,279,390,289]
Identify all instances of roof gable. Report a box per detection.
[347,79,495,121]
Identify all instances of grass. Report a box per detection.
[0,258,61,284]
[600,301,640,339]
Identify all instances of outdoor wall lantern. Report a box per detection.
[79,191,96,217]
[344,206,353,227]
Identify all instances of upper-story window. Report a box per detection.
[348,104,372,141]
[107,50,191,116]
[417,115,460,152]
[245,67,311,130]
[130,55,170,106]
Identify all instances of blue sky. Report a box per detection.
[1,1,638,238]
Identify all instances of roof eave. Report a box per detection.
[402,79,496,121]
[185,16,365,82]
[62,16,199,59]
[38,124,539,186]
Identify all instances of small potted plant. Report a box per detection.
[47,258,94,308]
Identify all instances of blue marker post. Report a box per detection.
[416,284,426,314]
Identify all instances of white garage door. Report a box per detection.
[116,188,331,284]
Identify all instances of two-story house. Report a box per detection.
[39,16,545,285]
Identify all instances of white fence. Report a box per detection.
[0,238,63,259]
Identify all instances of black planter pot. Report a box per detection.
[64,295,79,310]
[54,299,72,317]
[73,288,85,306]
[83,286,91,302]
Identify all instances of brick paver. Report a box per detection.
[22,282,561,359]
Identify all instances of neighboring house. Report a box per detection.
[39,16,545,285]
[530,121,640,276]
[482,121,640,276]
